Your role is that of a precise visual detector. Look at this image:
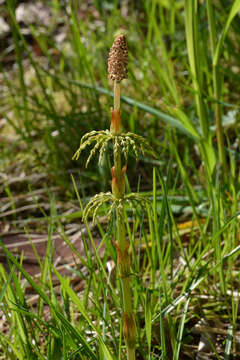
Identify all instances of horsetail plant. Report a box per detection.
[73,35,156,360]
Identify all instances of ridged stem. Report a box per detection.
[127,348,135,360]
[115,171,136,360]
[113,79,136,360]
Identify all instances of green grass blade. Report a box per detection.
[36,69,199,139]
[153,239,240,322]
[145,289,152,352]
[184,0,208,139]
[214,0,240,66]
[53,266,95,330]
[224,324,233,360]
[98,340,115,360]
[173,297,190,360]
[53,266,114,358]
[0,264,15,304]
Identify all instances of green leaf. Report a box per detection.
[173,108,200,139]
[145,289,152,351]
[214,0,240,66]
[0,242,98,359]
[173,297,190,360]
[0,264,15,304]
[40,73,199,139]
[99,340,115,360]
[202,137,216,175]
[53,267,114,358]
[53,267,94,329]
[152,212,240,323]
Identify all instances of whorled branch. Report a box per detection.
[82,191,151,224]
[82,192,114,224]
[72,130,112,166]
[124,193,152,210]
[73,130,157,168]
[114,132,157,161]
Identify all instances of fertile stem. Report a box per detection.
[75,33,154,360]
[109,34,136,360]
[112,106,136,359]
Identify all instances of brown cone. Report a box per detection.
[108,35,128,83]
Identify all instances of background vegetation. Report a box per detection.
[0,0,240,359]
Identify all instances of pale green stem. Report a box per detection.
[127,348,135,360]
[114,81,121,111]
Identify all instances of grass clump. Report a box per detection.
[1,1,240,359]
